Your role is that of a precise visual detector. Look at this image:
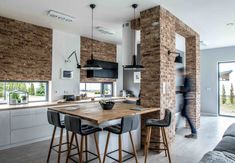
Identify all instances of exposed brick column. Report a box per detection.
[140,6,176,148]
[186,35,200,129]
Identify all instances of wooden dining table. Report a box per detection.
[49,102,159,124]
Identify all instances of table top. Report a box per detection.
[49,102,159,124]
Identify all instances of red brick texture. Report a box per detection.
[0,16,52,81]
[80,36,116,82]
[139,6,200,148]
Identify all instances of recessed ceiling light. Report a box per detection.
[226,23,234,26]
[95,26,115,35]
[48,10,75,22]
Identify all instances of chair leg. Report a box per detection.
[163,128,171,163]
[75,134,80,161]
[144,126,152,163]
[66,133,75,163]
[118,134,122,163]
[94,133,102,163]
[47,126,56,163]
[66,130,70,151]
[103,132,111,163]
[85,135,88,162]
[129,132,138,163]
[57,128,64,163]
[161,127,167,157]
[79,136,84,163]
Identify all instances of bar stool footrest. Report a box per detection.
[106,149,135,162]
[68,150,99,163]
[52,142,77,153]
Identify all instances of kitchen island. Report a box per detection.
[0,97,137,150]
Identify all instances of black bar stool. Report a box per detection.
[103,115,139,163]
[47,110,78,163]
[144,109,172,163]
[64,114,102,163]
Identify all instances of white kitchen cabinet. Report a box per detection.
[10,107,52,145]
[0,110,11,147]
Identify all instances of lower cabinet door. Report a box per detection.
[0,110,11,147]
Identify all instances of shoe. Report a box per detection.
[184,134,197,139]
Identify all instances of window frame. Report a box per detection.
[0,80,49,104]
[80,82,113,97]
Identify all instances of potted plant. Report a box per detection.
[10,92,20,105]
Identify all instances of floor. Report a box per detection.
[0,116,234,163]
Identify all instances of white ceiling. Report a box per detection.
[0,0,235,49]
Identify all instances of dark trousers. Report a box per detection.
[181,99,197,134]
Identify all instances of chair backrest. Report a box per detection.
[120,115,139,134]
[64,115,82,134]
[163,109,172,127]
[47,110,62,127]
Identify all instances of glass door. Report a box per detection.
[219,62,235,116]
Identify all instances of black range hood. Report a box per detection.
[87,59,118,79]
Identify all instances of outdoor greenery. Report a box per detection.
[230,83,234,104]
[0,82,47,102]
[36,83,46,96]
[222,84,226,104]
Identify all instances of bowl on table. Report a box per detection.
[99,100,115,110]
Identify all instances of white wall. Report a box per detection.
[51,29,80,101]
[115,45,123,96]
[201,46,235,116]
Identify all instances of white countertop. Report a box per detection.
[0,97,137,111]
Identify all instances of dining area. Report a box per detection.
[46,101,172,163]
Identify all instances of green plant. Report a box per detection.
[230,83,234,104]
[28,83,35,95]
[11,92,19,100]
[222,84,226,104]
[36,83,45,96]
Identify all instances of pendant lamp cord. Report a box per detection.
[91,6,94,60]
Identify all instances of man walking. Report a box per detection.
[177,68,197,139]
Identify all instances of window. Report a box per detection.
[0,81,48,104]
[80,82,113,97]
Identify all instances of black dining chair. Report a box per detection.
[47,110,77,163]
[64,114,102,163]
[144,109,172,163]
[103,115,139,163]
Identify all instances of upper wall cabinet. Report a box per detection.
[87,59,118,79]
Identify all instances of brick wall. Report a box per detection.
[140,5,200,148]
[80,36,116,82]
[0,16,52,81]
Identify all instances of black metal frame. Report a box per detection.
[106,149,135,162]
[68,150,100,163]
[52,142,77,153]
[218,61,235,117]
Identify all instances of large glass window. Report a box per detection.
[0,81,48,104]
[80,82,113,97]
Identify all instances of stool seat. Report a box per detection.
[81,124,102,136]
[145,119,170,127]
[104,124,121,134]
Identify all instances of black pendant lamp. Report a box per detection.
[82,4,102,70]
[123,4,144,71]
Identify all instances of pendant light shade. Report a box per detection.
[123,4,144,71]
[175,55,183,64]
[82,4,102,70]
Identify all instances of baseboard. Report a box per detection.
[201,112,218,116]
[0,134,62,151]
